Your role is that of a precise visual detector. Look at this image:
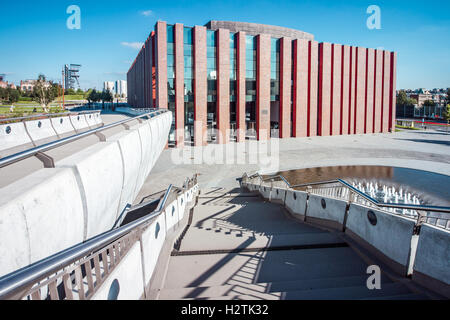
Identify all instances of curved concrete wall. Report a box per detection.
[25,118,56,142]
[0,112,102,153]
[69,114,90,131]
[92,184,198,300]
[242,178,449,295]
[51,116,75,135]
[345,204,416,273]
[285,189,308,218]
[412,224,450,296]
[0,122,33,150]
[306,194,348,229]
[0,168,85,275]
[0,112,171,277]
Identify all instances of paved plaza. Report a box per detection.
[136,127,450,204]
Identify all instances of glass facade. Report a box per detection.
[167,25,175,143]
[270,38,280,102]
[183,27,194,142]
[206,30,217,137]
[245,35,257,134]
[230,32,237,126]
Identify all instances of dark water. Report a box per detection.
[276,166,450,206]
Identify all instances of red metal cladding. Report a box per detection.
[348,46,356,135]
[382,51,391,133]
[389,52,397,132]
[354,47,366,134]
[152,33,156,107]
[373,49,383,133]
[194,26,208,146]
[292,39,309,137]
[147,35,153,108]
[279,37,292,139]
[331,44,342,136]
[340,45,350,135]
[174,23,185,147]
[256,34,271,141]
[318,42,332,136]
[217,28,230,144]
[365,48,375,134]
[309,41,319,137]
[236,32,246,142]
[156,21,168,109]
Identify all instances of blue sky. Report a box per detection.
[0,0,448,90]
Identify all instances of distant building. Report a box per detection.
[115,80,127,98]
[0,75,16,89]
[409,93,446,107]
[103,81,115,94]
[20,80,37,92]
[128,20,397,147]
[0,81,16,89]
[64,64,81,90]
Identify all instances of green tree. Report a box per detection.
[100,90,113,108]
[397,91,417,106]
[0,87,5,103]
[87,89,101,107]
[65,88,76,95]
[7,88,20,104]
[423,99,436,107]
[444,104,450,122]
[32,74,57,108]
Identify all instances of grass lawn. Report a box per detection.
[0,106,68,121]
[395,125,421,130]
[53,95,86,101]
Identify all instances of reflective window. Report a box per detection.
[184,28,195,138]
[167,25,174,43]
[183,27,193,44]
[167,25,176,141]
[270,38,280,101]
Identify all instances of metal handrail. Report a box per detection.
[243,172,450,214]
[0,174,197,300]
[0,109,168,168]
[0,109,101,124]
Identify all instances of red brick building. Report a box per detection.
[127,21,397,147]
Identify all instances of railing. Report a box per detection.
[242,172,450,230]
[0,109,168,169]
[0,174,198,300]
[0,109,99,124]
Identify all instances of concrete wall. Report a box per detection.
[92,184,198,300]
[51,116,75,135]
[0,112,171,277]
[284,190,308,219]
[0,122,33,151]
[413,224,450,295]
[345,203,416,273]
[0,112,102,153]
[242,178,449,295]
[270,187,287,204]
[306,194,347,229]
[25,118,57,142]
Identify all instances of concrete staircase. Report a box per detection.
[155,188,430,300]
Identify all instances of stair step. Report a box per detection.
[164,247,370,289]
[182,283,411,300]
[178,230,345,252]
[159,275,392,300]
